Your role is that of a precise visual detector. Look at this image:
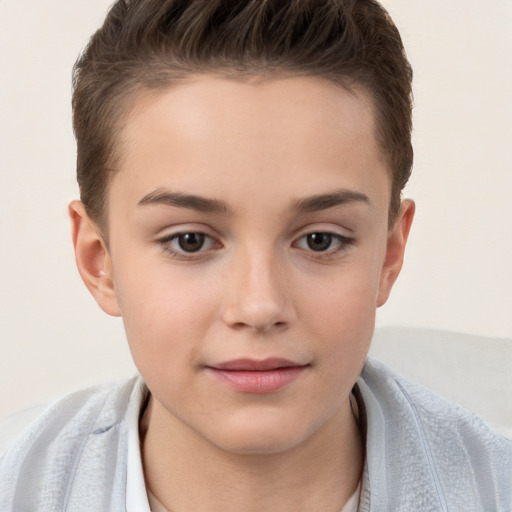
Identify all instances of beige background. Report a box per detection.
[0,0,511,419]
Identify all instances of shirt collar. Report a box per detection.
[125,377,152,512]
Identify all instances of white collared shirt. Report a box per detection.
[126,380,152,512]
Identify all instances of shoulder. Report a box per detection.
[357,357,512,511]
[0,376,144,511]
[360,356,512,446]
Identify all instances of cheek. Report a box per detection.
[313,289,375,366]
[299,259,382,368]
[303,255,382,323]
[112,259,219,373]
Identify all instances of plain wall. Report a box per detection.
[1,0,511,419]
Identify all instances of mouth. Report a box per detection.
[205,358,309,394]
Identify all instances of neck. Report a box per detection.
[141,395,363,512]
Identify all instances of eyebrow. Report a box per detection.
[138,189,230,213]
[291,189,371,213]
[137,187,370,214]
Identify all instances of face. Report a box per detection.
[72,75,413,455]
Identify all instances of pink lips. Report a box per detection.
[206,358,308,394]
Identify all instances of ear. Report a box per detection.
[68,200,121,317]
[377,199,415,307]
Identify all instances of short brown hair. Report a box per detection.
[72,0,413,231]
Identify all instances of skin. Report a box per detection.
[70,75,414,511]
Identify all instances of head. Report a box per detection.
[72,0,413,236]
[69,0,415,457]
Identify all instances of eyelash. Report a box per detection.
[157,231,355,260]
[157,232,219,260]
[293,232,355,259]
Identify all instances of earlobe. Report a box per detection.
[377,199,415,307]
[68,200,121,317]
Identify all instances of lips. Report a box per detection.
[206,358,308,393]
[212,358,303,371]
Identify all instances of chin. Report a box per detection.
[215,434,303,457]
[204,415,316,457]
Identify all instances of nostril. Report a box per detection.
[225,316,288,332]
[221,271,295,330]
[231,321,249,330]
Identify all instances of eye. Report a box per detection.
[175,233,207,252]
[305,233,334,252]
[159,232,218,256]
[294,232,353,254]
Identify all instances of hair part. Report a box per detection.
[72,0,413,233]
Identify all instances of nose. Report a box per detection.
[221,249,295,332]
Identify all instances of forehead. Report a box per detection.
[110,74,389,216]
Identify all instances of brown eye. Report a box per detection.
[294,231,354,257]
[177,233,206,252]
[306,233,333,252]
[159,231,220,258]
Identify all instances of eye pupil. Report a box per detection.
[307,233,332,251]
[178,233,205,252]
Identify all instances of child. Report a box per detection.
[1,1,510,511]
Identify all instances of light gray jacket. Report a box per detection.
[1,358,511,511]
